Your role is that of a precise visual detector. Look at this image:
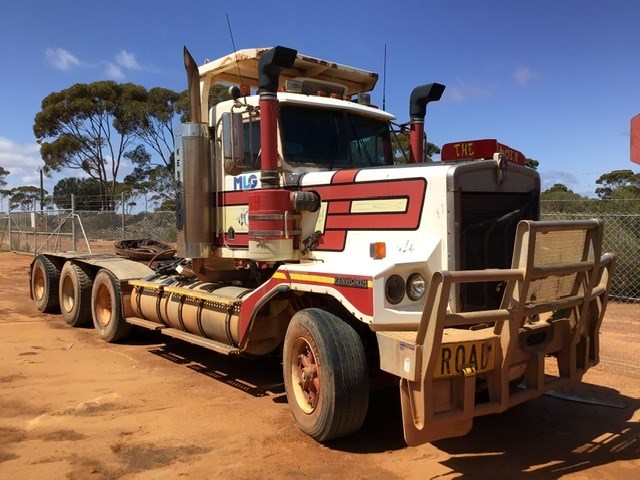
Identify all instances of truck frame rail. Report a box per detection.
[377,219,615,445]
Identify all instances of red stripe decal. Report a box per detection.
[331,169,360,184]
[327,200,351,214]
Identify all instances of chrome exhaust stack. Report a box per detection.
[176,47,211,259]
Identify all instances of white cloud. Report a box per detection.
[45,48,81,71]
[104,50,157,79]
[0,137,43,189]
[44,47,156,81]
[447,83,493,102]
[513,66,536,86]
[105,62,125,81]
[115,50,142,70]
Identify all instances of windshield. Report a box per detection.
[280,105,393,168]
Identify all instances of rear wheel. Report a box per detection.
[59,261,94,327]
[283,308,369,442]
[91,269,131,342]
[31,255,62,313]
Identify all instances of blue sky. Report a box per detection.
[1,0,639,199]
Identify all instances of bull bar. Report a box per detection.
[377,219,615,445]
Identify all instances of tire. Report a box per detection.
[283,308,369,442]
[59,261,94,327]
[31,255,62,313]
[91,269,132,342]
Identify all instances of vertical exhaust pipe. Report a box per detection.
[408,83,445,163]
[185,47,202,124]
[177,47,211,259]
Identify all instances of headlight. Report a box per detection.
[385,275,405,305]
[406,273,426,301]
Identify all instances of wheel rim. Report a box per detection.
[33,266,45,301]
[61,275,75,313]
[290,337,320,414]
[94,283,112,328]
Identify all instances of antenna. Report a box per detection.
[382,44,387,111]
[226,13,244,83]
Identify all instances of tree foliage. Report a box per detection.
[52,177,104,210]
[0,166,9,190]
[34,81,153,210]
[32,80,233,213]
[8,186,43,211]
[595,169,640,200]
[119,145,174,210]
[390,131,440,163]
[541,183,587,212]
[134,87,186,172]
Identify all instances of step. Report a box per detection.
[161,328,239,355]
[126,316,239,355]
[126,316,164,331]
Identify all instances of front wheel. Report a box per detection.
[283,308,369,442]
[91,269,131,342]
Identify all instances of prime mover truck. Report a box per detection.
[30,46,615,445]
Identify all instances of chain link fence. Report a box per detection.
[0,208,176,255]
[541,210,640,303]
[2,198,638,303]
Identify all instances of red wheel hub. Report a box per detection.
[297,346,319,409]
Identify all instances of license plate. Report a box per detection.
[434,338,496,379]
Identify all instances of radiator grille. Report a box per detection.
[459,191,538,310]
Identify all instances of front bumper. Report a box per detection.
[376,220,615,445]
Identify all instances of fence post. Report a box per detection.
[71,194,77,252]
[8,212,12,251]
[32,211,36,256]
[121,192,125,240]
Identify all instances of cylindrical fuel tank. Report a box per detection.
[130,276,250,346]
[130,275,180,325]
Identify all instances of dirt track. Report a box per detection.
[0,251,638,479]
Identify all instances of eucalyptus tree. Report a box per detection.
[52,177,104,210]
[0,166,9,189]
[9,185,42,211]
[33,81,148,210]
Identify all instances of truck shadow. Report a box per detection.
[135,333,639,477]
[429,385,640,478]
[143,334,285,398]
[337,381,640,478]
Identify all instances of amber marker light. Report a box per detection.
[370,242,386,259]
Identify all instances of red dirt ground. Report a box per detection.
[0,251,638,479]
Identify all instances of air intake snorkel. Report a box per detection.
[408,83,445,163]
[247,46,299,262]
[257,46,297,186]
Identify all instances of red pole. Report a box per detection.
[632,114,640,165]
[260,92,279,185]
[409,120,424,163]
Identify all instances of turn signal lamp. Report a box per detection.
[370,242,386,259]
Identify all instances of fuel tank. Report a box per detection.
[130,275,250,346]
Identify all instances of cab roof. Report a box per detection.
[198,47,379,96]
